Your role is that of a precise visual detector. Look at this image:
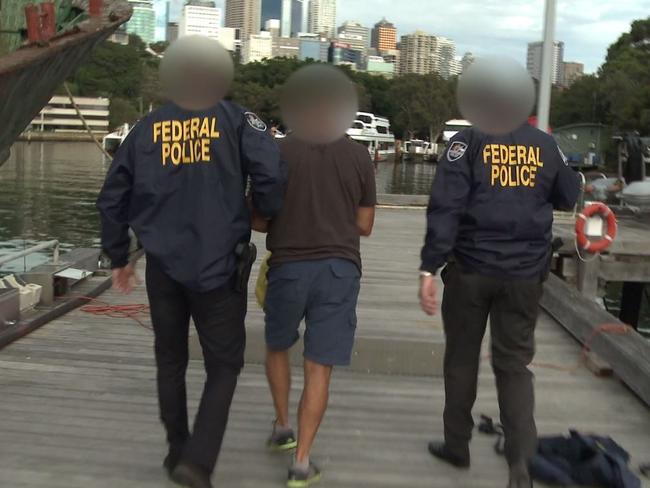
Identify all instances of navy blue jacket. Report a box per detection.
[421,124,580,279]
[97,101,286,292]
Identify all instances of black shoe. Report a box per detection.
[507,463,532,488]
[163,449,183,477]
[171,462,213,488]
[427,441,470,468]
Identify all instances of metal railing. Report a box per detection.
[0,240,59,268]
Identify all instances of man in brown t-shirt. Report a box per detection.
[253,65,376,487]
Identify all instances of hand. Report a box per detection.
[419,274,438,316]
[112,262,140,294]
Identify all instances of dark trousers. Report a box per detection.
[145,258,246,474]
[440,263,542,466]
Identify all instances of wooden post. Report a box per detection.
[577,255,601,300]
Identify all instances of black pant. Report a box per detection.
[145,258,246,474]
[440,263,542,466]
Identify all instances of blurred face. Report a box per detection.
[160,36,234,111]
[457,56,535,135]
[281,65,358,145]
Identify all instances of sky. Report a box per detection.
[155,0,650,73]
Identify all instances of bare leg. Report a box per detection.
[295,358,333,463]
[266,348,292,427]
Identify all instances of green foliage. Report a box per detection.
[109,98,139,129]
[551,16,650,135]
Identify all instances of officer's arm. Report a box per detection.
[96,128,137,268]
[241,114,286,218]
[549,145,581,211]
[420,138,472,273]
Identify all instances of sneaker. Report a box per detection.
[287,461,321,488]
[267,421,298,452]
[163,445,184,477]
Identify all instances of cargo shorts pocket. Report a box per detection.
[325,260,360,305]
[266,266,301,304]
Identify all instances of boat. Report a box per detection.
[0,0,133,167]
[0,0,133,347]
[103,122,131,155]
[403,139,436,161]
[347,111,396,161]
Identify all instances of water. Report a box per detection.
[0,142,648,334]
[0,142,106,273]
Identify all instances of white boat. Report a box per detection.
[346,112,396,161]
[102,123,131,155]
[441,119,472,143]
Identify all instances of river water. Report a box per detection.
[0,141,648,333]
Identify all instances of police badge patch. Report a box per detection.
[447,141,468,162]
[245,112,267,132]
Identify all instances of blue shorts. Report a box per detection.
[264,258,361,366]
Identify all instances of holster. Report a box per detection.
[234,242,257,293]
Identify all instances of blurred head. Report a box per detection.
[457,56,535,135]
[280,64,358,144]
[159,35,234,110]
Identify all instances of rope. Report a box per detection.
[57,294,151,330]
[481,322,634,374]
[63,82,114,160]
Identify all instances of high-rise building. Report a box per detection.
[219,27,241,52]
[179,1,221,40]
[166,22,179,42]
[243,31,273,63]
[435,36,457,79]
[371,18,397,51]
[298,34,329,61]
[226,0,261,41]
[125,0,156,44]
[337,21,369,53]
[399,31,437,75]
[291,0,307,36]
[280,0,292,37]
[265,18,281,37]
[261,0,282,29]
[308,0,336,38]
[561,61,584,88]
[527,41,564,85]
[461,52,475,73]
[328,41,362,69]
[365,55,395,78]
[273,36,300,58]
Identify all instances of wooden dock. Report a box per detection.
[1,207,649,488]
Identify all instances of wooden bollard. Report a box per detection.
[40,2,57,41]
[89,0,103,17]
[24,2,57,43]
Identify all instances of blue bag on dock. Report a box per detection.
[530,430,641,488]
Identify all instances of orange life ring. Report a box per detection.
[575,202,617,253]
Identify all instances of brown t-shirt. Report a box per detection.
[267,136,377,270]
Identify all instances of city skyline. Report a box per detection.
[156,0,648,73]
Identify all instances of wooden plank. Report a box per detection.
[600,260,650,282]
[540,273,650,405]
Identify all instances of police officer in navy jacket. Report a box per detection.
[419,122,580,488]
[96,36,286,488]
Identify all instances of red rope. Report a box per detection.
[56,295,152,331]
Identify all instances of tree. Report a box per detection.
[109,98,140,129]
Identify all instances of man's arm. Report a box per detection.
[549,145,581,211]
[96,127,137,269]
[241,112,286,219]
[356,207,375,236]
[357,152,377,236]
[420,136,473,274]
